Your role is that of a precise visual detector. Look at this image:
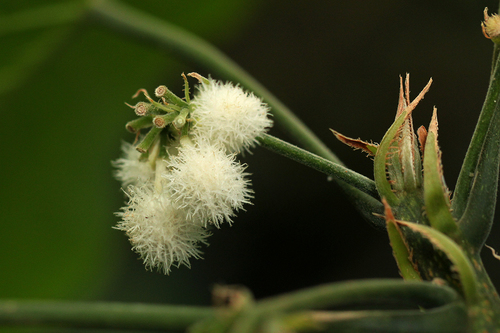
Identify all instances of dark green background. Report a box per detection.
[2,0,500,307]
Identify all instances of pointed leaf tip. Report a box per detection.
[423,109,458,236]
[331,129,378,156]
[382,198,421,281]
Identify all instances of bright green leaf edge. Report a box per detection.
[397,221,478,305]
[422,113,459,237]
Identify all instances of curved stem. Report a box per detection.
[88,0,341,164]
[257,134,378,199]
[229,279,465,333]
[256,279,461,312]
[257,133,385,229]
[0,300,215,331]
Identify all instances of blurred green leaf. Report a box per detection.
[0,0,264,301]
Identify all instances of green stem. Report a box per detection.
[258,279,460,311]
[257,134,378,199]
[125,115,153,132]
[257,133,385,229]
[0,300,215,331]
[88,0,341,164]
[136,126,162,153]
[153,111,179,128]
[230,279,465,333]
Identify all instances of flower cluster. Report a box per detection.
[113,73,272,274]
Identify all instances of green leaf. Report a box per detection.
[383,199,421,281]
[456,97,500,250]
[308,303,468,333]
[452,43,500,220]
[373,109,408,206]
[396,222,478,305]
[422,108,459,237]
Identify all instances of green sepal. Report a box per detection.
[397,221,478,305]
[422,108,459,237]
[383,199,421,281]
[373,77,432,207]
[373,109,409,206]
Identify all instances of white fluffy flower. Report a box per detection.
[190,79,273,153]
[115,184,209,274]
[112,141,155,186]
[163,140,253,227]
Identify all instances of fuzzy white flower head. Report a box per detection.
[163,139,253,228]
[112,141,155,187]
[190,78,273,153]
[115,184,209,274]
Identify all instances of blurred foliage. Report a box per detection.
[0,0,264,304]
[2,0,500,312]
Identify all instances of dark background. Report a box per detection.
[1,0,500,306]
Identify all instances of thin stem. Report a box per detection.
[257,133,385,229]
[88,0,341,164]
[125,115,153,132]
[257,134,378,199]
[136,126,162,153]
[258,279,460,311]
[0,300,215,331]
[229,279,465,333]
